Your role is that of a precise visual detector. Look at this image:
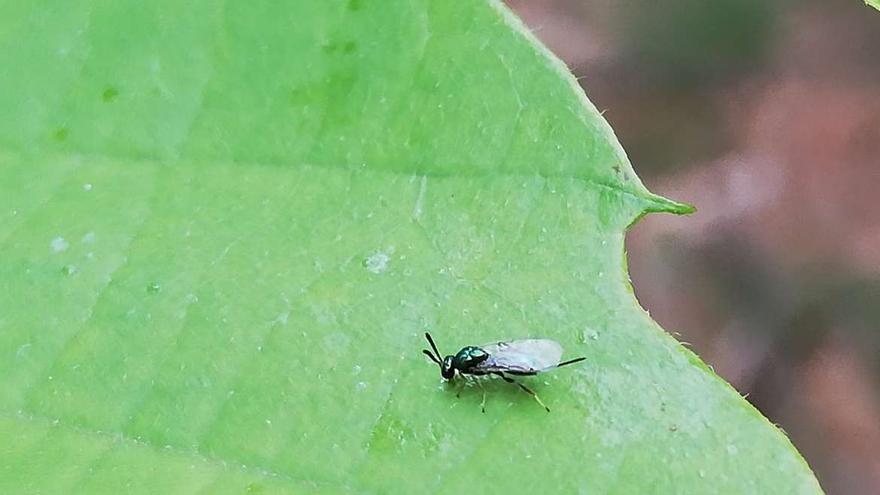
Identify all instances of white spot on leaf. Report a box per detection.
[413,175,428,219]
[364,247,395,274]
[50,237,69,253]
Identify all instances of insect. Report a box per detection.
[421,332,586,412]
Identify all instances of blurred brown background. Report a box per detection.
[504,0,880,493]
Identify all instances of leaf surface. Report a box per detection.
[0,1,820,493]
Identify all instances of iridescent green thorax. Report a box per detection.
[452,346,489,371]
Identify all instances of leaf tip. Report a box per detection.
[643,193,696,215]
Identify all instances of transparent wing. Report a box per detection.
[476,339,564,374]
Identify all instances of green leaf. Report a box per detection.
[868,0,880,11]
[0,0,819,493]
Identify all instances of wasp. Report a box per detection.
[422,332,585,412]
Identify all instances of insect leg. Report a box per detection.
[456,374,474,399]
[475,378,487,413]
[493,372,550,412]
[516,382,550,412]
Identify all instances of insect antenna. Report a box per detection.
[556,356,587,368]
[424,332,443,363]
[422,349,441,366]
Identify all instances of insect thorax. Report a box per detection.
[452,346,489,371]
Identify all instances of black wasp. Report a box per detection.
[422,332,586,412]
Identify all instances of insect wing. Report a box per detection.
[477,339,564,374]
